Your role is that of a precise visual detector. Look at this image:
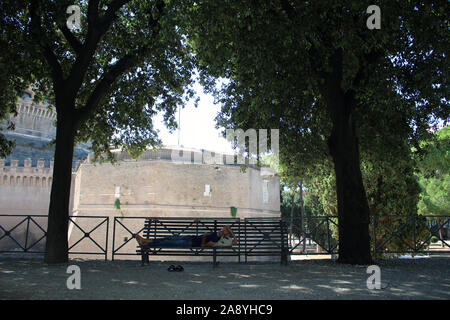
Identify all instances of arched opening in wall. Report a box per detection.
[48,178,52,188]
[16,176,21,185]
[10,176,14,186]
[23,176,28,186]
[2,175,7,185]
[29,176,34,186]
[35,177,40,186]
[42,177,47,187]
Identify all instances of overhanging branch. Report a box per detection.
[59,24,83,56]
[73,49,142,127]
[29,1,64,93]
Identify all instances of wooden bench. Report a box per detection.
[136,217,241,267]
[136,217,289,267]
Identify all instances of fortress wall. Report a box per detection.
[248,166,280,212]
[70,159,280,260]
[0,159,78,252]
[0,159,52,252]
[0,159,53,214]
[74,160,279,213]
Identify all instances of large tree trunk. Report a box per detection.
[328,106,372,264]
[322,50,372,265]
[44,108,76,264]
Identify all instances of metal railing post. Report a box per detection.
[112,217,116,261]
[24,216,30,251]
[238,218,241,263]
[105,217,109,261]
[326,217,331,253]
[413,214,417,253]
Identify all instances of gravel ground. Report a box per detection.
[0,254,449,300]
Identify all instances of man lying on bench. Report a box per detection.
[135,225,238,248]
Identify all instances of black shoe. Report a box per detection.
[175,265,184,272]
[168,265,177,272]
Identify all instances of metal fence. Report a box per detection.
[372,214,450,257]
[284,215,339,255]
[284,214,450,258]
[0,215,109,260]
[1,214,448,261]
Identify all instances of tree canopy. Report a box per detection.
[187,0,449,263]
[417,126,450,216]
[1,0,197,263]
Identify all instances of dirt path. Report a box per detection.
[0,255,449,300]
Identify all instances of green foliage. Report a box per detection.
[1,0,197,161]
[416,126,450,216]
[0,3,39,157]
[1,0,198,263]
[278,141,427,255]
[187,1,448,261]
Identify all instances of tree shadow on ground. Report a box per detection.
[0,256,449,300]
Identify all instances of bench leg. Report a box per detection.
[281,249,288,266]
[141,252,149,266]
[213,248,217,268]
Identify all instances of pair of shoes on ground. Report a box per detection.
[168,265,183,272]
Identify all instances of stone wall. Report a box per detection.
[0,159,78,252]
[0,159,53,214]
[70,154,281,260]
[73,159,280,217]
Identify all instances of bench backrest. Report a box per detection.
[143,217,241,240]
[141,217,288,258]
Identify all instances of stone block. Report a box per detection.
[37,159,45,168]
[24,159,32,167]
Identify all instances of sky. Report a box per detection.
[152,82,235,154]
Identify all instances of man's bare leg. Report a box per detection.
[135,234,152,246]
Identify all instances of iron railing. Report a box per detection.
[372,214,450,257]
[0,215,109,260]
[284,214,450,258]
[2,214,448,261]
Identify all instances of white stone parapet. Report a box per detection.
[0,158,53,188]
